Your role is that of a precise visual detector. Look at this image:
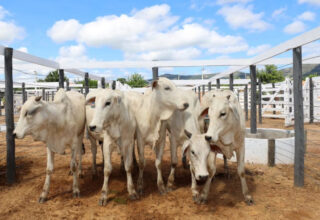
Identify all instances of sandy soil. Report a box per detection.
[0,118,320,219]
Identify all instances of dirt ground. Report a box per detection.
[0,116,320,220]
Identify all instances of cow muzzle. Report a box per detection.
[196,175,208,185]
[89,125,96,132]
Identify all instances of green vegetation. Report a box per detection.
[126,73,148,88]
[75,79,98,88]
[117,78,127,84]
[257,65,285,84]
[37,70,68,82]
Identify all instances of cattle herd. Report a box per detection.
[13,77,253,206]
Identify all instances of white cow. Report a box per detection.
[155,90,203,193]
[87,89,139,206]
[131,78,189,195]
[201,89,254,205]
[182,131,217,204]
[13,89,85,203]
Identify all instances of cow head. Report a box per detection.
[87,89,123,132]
[182,130,217,186]
[151,77,189,120]
[202,90,240,144]
[13,96,46,139]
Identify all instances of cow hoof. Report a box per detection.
[99,198,108,206]
[129,193,139,201]
[38,197,47,204]
[79,173,84,179]
[158,185,167,195]
[192,195,199,202]
[137,187,143,195]
[196,197,207,205]
[166,186,174,192]
[73,191,80,198]
[245,196,254,205]
[68,170,73,176]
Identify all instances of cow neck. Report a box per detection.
[137,91,162,145]
[45,101,68,128]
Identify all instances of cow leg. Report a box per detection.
[89,136,98,179]
[197,152,216,204]
[191,168,200,202]
[99,138,113,206]
[155,137,166,195]
[39,148,54,203]
[235,145,254,205]
[223,155,230,179]
[132,142,138,171]
[167,135,177,191]
[136,133,145,195]
[78,146,83,179]
[99,141,104,167]
[123,141,138,200]
[70,147,80,198]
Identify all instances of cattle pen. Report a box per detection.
[1,26,320,218]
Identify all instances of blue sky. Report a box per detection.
[0,0,320,82]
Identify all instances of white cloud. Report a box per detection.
[48,4,248,61]
[298,11,316,21]
[272,7,287,19]
[59,44,86,57]
[216,0,252,4]
[217,4,270,32]
[0,5,25,43]
[17,47,28,53]
[247,44,271,56]
[0,5,9,20]
[298,0,320,6]
[125,48,202,60]
[284,20,306,34]
[47,19,82,43]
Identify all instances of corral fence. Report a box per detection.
[1,27,320,190]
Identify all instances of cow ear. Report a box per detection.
[85,97,96,105]
[17,106,22,113]
[152,80,158,90]
[229,103,240,121]
[182,140,191,157]
[113,96,122,104]
[199,107,209,118]
[184,129,192,139]
[35,96,42,102]
[210,144,221,153]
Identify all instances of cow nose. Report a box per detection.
[183,103,189,109]
[199,175,208,182]
[205,136,212,141]
[196,175,209,185]
[89,126,96,132]
[13,132,16,138]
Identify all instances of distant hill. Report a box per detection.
[153,64,320,81]
[279,64,320,78]
[154,71,249,81]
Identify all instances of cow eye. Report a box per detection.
[25,111,28,117]
[220,112,226,117]
[191,150,195,155]
[105,101,111,107]
[165,87,171,91]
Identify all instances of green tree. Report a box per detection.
[117,78,127,84]
[126,73,148,88]
[38,70,68,82]
[75,79,98,88]
[257,65,285,84]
